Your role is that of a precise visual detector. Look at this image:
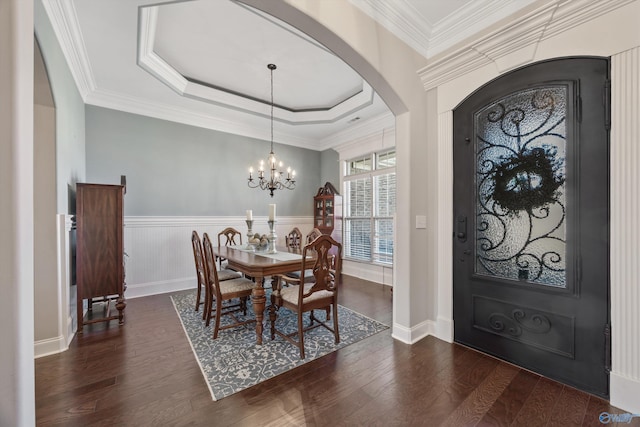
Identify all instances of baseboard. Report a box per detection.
[34,313,77,358]
[34,335,68,359]
[342,261,393,286]
[66,314,76,347]
[391,322,412,344]
[610,372,640,414]
[434,316,454,343]
[392,319,436,344]
[126,278,195,299]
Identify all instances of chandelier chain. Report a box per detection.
[270,65,274,154]
[247,63,296,197]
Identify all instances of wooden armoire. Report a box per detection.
[75,183,126,333]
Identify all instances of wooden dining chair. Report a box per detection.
[281,228,324,286]
[217,227,243,268]
[285,227,303,249]
[191,230,208,313]
[202,232,256,338]
[269,234,342,359]
[191,231,242,317]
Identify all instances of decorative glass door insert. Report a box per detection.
[475,86,567,287]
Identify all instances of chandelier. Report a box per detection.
[248,63,296,197]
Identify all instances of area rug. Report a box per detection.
[171,289,389,401]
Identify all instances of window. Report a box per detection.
[344,150,396,264]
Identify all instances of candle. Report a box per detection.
[246,210,252,221]
[269,204,276,221]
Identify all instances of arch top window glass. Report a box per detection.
[474,86,567,288]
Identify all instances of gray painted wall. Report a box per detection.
[34,40,59,342]
[34,0,86,352]
[320,148,341,194]
[85,106,323,217]
[35,1,86,215]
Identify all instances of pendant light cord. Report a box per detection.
[270,64,275,154]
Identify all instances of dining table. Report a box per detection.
[213,244,308,344]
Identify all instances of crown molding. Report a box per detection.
[41,0,97,99]
[350,0,538,60]
[427,0,538,58]
[539,0,636,42]
[137,6,188,95]
[328,112,395,153]
[418,0,636,91]
[349,0,432,58]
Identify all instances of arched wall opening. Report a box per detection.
[34,37,67,357]
[238,0,435,342]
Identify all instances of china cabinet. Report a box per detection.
[314,182,342,245]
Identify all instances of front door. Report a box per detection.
[453,57,610,397]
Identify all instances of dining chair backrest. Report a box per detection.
[202,232,221,298]
[285,227,303,249]
[300,234,342,298]
[191,230,208,311]
[218,227,242,247]
[217,227,243,268]
[305,228,323,244]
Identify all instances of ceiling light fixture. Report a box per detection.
[248,64,296,197]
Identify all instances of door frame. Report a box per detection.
[432,50,640,410]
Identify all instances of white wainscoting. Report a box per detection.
[35,214,75,359]
[123,216,393,299]
[123,216,314,299]
[42,214,394,359]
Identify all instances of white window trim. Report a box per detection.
[343,147,396,265]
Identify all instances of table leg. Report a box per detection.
[251,276,266,345]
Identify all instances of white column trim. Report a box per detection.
[610,46,640,414]
[435,110,454,343]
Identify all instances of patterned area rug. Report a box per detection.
[171,288,389,401]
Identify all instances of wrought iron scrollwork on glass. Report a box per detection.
[475,86,567,288]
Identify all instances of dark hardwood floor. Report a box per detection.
[36,276,635,426]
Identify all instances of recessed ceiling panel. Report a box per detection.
[153,0,364,111]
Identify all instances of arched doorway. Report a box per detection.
[453,57,610,397]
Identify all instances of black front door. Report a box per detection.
[453,57,610,397]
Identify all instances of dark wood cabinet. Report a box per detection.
[314,182,342,246]
[76,183,126,333]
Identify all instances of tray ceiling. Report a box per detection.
[43,0,535,150]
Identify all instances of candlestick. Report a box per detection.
[267,220,277,254]
[245,220,254,250]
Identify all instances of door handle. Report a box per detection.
[457,215,467,242]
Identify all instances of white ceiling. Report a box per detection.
[43,0,535,151]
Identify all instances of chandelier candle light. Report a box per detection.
[247,64,296,197]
